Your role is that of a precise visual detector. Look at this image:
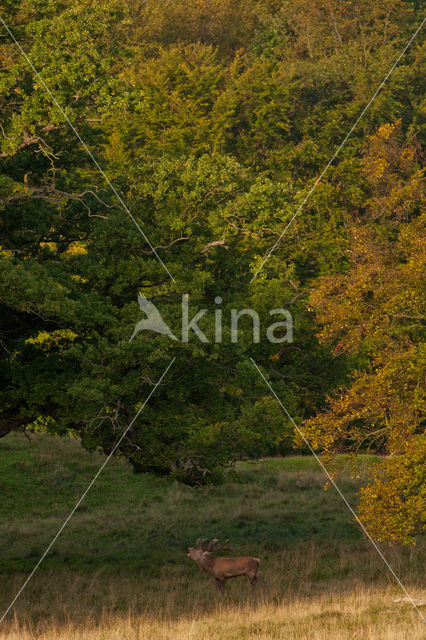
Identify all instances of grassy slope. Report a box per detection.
[0,433,424,638]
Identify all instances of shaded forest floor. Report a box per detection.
[0,433,424,638]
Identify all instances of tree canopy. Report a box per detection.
[0,0,424,539]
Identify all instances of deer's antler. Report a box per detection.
[195,538,208,549]
[205,538,219,551]
[195,538,232,553]
[210,539,232,553]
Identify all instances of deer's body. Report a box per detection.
[188,539,263,593]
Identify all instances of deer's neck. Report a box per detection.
[197,555,216,574]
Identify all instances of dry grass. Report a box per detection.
[1,585,424,639]
[1,548,424,638]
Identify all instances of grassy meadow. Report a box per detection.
[0,433,424,639]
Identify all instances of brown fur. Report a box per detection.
[187,546,263,593]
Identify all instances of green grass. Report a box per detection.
[0,433,424,634]
[237,453,381,473]
[0,434,378,574]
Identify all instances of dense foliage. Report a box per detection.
[304,122,425,543]
[0,1,424,538]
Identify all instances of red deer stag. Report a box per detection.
[187,538,262,593]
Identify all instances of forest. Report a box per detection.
[0,0,425,553]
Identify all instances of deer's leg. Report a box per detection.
[249,576,258,589]
[216,579,225,594]
[249,567,265,590]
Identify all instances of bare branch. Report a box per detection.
[0,185,117,219]
[199,239,228,254]
[0,124,58,158]
[139,236,191,255]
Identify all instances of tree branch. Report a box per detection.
[199,239,229,254]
